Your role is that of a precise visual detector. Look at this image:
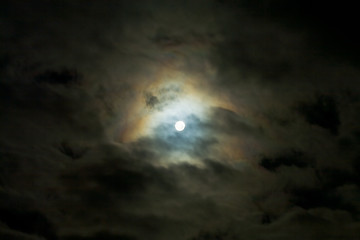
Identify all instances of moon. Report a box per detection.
[175,121,185,131]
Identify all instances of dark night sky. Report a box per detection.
[1,1,360,239]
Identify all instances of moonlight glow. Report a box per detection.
[175,121,185,131]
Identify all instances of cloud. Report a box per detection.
[0,208,57,240]
[259,150,310,171]
[0,189,57,240]
[35,69,81,86]
[144,93,159,109]
[0,229,45,240]
[296,94,340,135]
[63,231,137,240]
[1,0,360,240]
[238,0,360,65]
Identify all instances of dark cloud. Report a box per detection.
[35,69,81,86]
[60,162,148,203]
[210,37,294,83]
[239,0,360,65]
[189,230,234,240]
[259,150,310,171]
[287,187,351,212]
[63,231,137,240]
[144,93,159,109]
[1,0,360,239]
[0,229,44,240]
[0,190,57,240]
[0,208,57,240]
[152,30,184,49]
[209,107,262,136]
[297,94,340,135]
[58,141,89,160]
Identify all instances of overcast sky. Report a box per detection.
[1,1,360,239]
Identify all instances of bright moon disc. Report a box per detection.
[175,121,185,131]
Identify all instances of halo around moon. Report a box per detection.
[175,121,185,131]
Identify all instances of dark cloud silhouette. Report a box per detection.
[240,0,360,65]
[260,150,309,171]
[297,94,340,135]
[63,231,137,240]
[35,69,81,86]
[145,93,159,109]
[0,208,57,240]
[152,31,184,49]
[58,141,89,160]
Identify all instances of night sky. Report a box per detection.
[1,1,360,239]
